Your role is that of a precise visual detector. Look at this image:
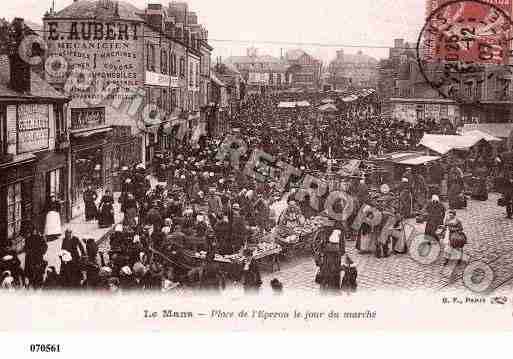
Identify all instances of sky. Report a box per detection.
[2,0,426,64]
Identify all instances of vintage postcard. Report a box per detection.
[1,0,513,337]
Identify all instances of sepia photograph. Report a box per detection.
[1,0,513,343]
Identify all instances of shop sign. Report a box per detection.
[45,20,143,101]
[17,104,49,153]
[145,71,180,88]
[71,107,106,130]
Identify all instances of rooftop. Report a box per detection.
[50,0,144,21]
[0,55,68,101]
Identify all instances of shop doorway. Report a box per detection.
[71,146,104,218]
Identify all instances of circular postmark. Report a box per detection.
[417,0,513,102]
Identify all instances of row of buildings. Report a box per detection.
[223,47,323,93]
[223,46,381,93]
[0,0,243,249]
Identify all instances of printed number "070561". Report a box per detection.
[29,344,61,353]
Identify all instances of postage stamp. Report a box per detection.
[417,0,513,101]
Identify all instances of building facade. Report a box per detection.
[285,49,322,90]
[0,18,70,248]
[224,48,291,94]
[328,49,378,90]
[43,0,213,217]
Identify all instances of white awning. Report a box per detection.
[419,133,491,155]
[396,155,440,166]
[278,101,296,108]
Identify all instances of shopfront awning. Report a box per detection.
[396,155,441,166]
[71,126,112,138]
[278,101,296,108]
[419,133,491,155]
[318,103,337,112]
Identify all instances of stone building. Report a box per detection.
[378,39,460,126]
[224,47,291,94]
[0,18,70,248]
[328,49,378,90]
[43,0,213,217]
[285,49,322,90]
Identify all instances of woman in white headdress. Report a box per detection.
[44,193,62,240]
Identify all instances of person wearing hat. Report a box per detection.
[424,195,446,241]
[206,187,223,218]
[125,192,138,221]
[98,189,115,228]
[315,228,344,292]
[398,178,413,220]
[24,225,48,289]
[83,185,98,222]
[59,249,81,289]
[447,160,466,210]
[61,229,86,264]
[146,201,163,232]
[340,255,358,294]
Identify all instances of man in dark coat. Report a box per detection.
[146,203,163,232]
[83,186,98,221]
[230,204,249,253]
[398,178,413,219]
[61,229,86,262]
[24,226,48,288]
[428,161,444,187]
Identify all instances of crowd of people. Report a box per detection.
[5,89,512,294]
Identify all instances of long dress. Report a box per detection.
[340,264,358,292]
[44,200,62,238]
[83,189,98,221]
[318,242,343,291]
[424,201,446,240]
[98,195,115,228]
[442,218,466,261]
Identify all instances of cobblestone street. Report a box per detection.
[261,193,513,295]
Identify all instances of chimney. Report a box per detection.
[9,18,31,93]
[146,4,165,31]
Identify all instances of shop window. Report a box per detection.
[170,53,176,76]
[0,105,5,155]
[440,105,448,117]
[47,168,61,199]
[179,57,185,78]
[147,43,156,71]
[7,182,22,240]
[161,49,168,74]
[162,89,168,113]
